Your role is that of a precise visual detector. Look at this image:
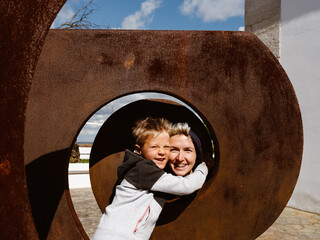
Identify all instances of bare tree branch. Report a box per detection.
[58,0,99,29]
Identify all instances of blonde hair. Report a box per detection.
[132,117,172,147]
[170,122,190,137]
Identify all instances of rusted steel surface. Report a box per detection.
[0,1,66,239]
[24,29,303,239]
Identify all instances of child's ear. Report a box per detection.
[134,144,142,155]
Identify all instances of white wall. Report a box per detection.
[281,0,320,214]
[68,163,91,189]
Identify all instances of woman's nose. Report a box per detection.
[177,151,184,161]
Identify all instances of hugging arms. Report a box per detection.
[93,117,213,240]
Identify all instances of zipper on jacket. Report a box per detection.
[133,206,150,233]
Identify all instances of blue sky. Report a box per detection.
[51,0,245,142]
[52,0,245,31]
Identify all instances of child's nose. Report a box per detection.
[158,147,165,154]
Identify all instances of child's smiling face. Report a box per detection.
[136,131,170,169]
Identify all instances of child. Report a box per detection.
[93,117,208,240]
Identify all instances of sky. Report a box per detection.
[52,0,245,31]
[51,0,245,143]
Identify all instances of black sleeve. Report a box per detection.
[125,160,164,190]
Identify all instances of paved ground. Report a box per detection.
[70,188,320,239]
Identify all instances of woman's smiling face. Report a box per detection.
[169,134,197,176]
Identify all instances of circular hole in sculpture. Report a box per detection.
[68,92,218,238]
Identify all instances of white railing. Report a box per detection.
[68,146,92,189]
[68,163,91,189]
[79,147,91,159]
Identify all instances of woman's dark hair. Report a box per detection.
[189,130,203,170]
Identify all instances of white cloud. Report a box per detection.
[180,0,244,22]
[85,122,103,127]
[121,0,163,29]
[80,128,99,135]
[51,3,75,28]
[238,26,245,31]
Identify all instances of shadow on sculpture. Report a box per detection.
[26,149,69,239]
[156,192,197,225]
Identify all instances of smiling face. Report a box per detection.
[169,134,197,176]
[135,131,170,170]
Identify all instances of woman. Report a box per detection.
[168,122,208,176]
[156,122,212,225]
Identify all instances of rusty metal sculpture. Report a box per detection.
[1,1,303,239]
[0,1,67,239]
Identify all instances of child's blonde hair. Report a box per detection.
[132,117,172,147]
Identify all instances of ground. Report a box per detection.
[70,188,320,239]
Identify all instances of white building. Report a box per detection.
[246,0,320,214]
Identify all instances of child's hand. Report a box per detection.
[203,154,214,170]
